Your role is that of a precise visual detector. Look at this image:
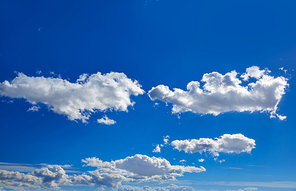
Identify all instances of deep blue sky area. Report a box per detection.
[0,1,296,191]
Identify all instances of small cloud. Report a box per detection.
[218,159,225,163]
[97,115,116,125]
[49,71,61,78]
[27,105,40,112]
[179,159,186,163]
[279,67,287,74]
[36,70,42,75]
[163,135,170,144]
[152,144,161,153]
[198,159,205,162]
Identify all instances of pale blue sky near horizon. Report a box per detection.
[0,0,296,190]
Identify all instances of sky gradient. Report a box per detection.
[0,1,296,191]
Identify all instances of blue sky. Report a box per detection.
[0,0,296,190]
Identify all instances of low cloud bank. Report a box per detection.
[0,155,205,190]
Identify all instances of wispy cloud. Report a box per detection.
[191,181,296,189]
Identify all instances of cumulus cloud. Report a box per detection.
[32,165,71,187]
[0,170,42,189]
[0,154,204,190]
[97,115,116,125]
[82,154,205,187]
[0,72,144,122]
[171,134,255,157]
[152,144,161,153]
[148,66,288,120]
[198,159,205,163]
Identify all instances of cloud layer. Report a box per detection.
[0,155,205,190]
[0,72,144,122]
[148,66,288,120]
[171,134,255,157]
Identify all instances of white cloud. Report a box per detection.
[163,135,170,145]
[240,66,267,81]
[179,159,186,163]
[171,134,255,157]
[0,154,204,190]
[32,165,71,187]
[82,154,205,187]
[0,72,144,122]
[0,169,42,189]
[148,66,288,120]
[97,115,116,125]
[27,105,40,112]
[152,144,161,153]
[218,159,225,163]
[198,159,205,162]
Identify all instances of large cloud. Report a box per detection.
[0,72,145,122]
[148,66,288,120]
[171,134,255,157]
[0,155,205,190]
[82,154,205,186]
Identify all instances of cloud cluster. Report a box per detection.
[0,72,144,122]
[171,134,255,157]
[0,155,205,190]
[148,66,288,120]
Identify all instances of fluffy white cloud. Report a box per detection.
[82,154,205,187]
[198,159,205,162]
[97,115,116,125]
[32,165,71,187]
[152,144,161,153]
[0,154,204,190]
[171,134,255,157]
[148,66,288,120]
[0,72,144,122]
